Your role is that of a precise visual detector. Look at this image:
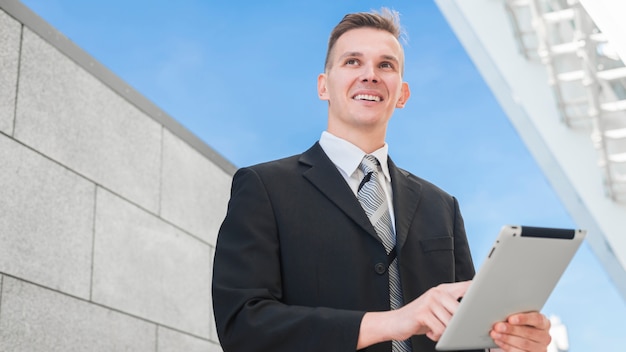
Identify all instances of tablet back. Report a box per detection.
[436,225,586,350]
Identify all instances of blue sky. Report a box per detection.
[19,0,625,350]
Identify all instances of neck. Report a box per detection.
[326,125,387,154]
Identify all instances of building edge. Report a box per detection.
[0,0,237,176]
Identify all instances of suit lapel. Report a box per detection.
[299,143,380,240]
[388,158,423,254]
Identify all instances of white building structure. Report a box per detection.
[435,0,626,300]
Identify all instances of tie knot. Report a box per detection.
[359,155,380,175]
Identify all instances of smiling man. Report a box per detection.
[318,26,410,155]
[212,8,551,352]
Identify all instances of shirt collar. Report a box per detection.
[319,131,391,182]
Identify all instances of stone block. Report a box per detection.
[0,134,94,299]
[158,326,221,352]
[161,129,231,245]
[92,188,212,338]
[0,276,157,352]
[14,28,162,213]
[0,9,20,135]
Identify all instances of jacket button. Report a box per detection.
[374,263,386,275]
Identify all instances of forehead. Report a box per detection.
[332,27,404,62]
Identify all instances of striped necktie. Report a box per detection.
[357,155,411,352]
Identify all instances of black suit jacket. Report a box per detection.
[212,142,479,352]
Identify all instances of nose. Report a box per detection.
[360,63,379,84]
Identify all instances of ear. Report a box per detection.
[317,73,329,101]
[395,82,411,108]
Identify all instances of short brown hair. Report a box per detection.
[324,8,405,72]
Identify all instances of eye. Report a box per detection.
[380,62,394,69]
[345,58,360,66]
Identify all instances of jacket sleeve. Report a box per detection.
[212,167,364,352]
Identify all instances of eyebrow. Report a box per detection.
[337,51,400,65]
[380,54,400,65]
[337,51,363,62]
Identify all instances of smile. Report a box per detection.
[353,94,382,102]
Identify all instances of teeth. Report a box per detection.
[354,94,381,102]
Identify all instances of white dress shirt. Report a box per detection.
[319,131,396,234]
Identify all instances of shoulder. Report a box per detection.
[391,164,461,222]
[408,170,450,195]
[392,161,455,199]
[238,153,303,180]
[236,142,326,178]
[231,150,310,191]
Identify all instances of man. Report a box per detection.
[212,8,551,352]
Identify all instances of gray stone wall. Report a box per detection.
[0,2,233,351]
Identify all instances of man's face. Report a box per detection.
[318,27,410,137]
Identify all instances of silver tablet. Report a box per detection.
[436,225,586,351]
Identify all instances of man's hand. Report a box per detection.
[357,281,471,349]
[395,280,471,341]
[489,312,552,352]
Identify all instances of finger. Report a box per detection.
[425,283,471,342]
[430,300,455,327]
[508,312,551,329]
[427,329,444,342]
[423,316,446,341]
[491,321,552,350]
[415,287,460,340]
[423,283,465,314]
[443,280,472,300]
[491,337,524,352]
[491,329,549,352]
[494,321,546,342]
